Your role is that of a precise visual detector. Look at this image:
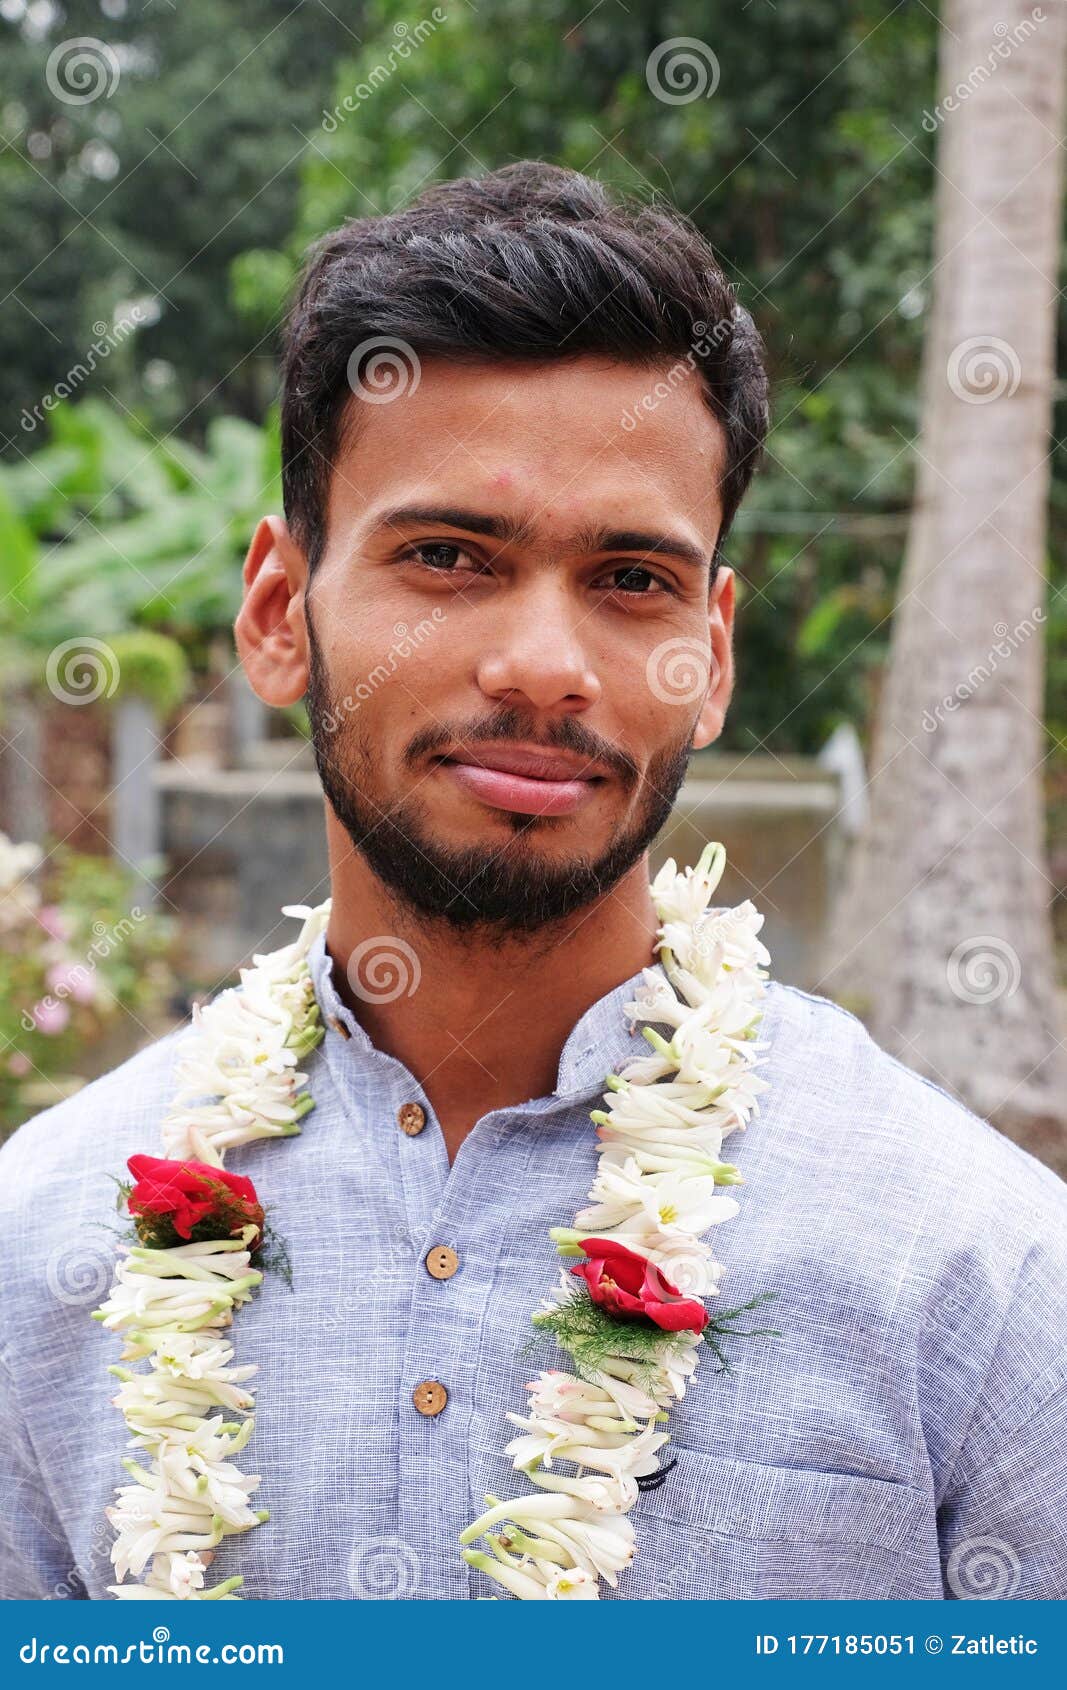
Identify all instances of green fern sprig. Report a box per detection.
[702,1290,781,1373]
[530,1285,782,1385]
[530,1286,697,1388]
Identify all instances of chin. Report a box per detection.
[449,812,591,848]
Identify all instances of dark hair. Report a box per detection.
[280,161,770,573]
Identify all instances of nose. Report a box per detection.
[475,577,603,713]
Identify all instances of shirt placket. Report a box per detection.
[308,935,645,1600]
[318,1008,531,1599]
[394,1098,542,1600]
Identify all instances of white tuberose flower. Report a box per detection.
[504,1411,668,1479]
[542,1564,600,1599]
[577,1159,739,1240]
[98,897,332,1599]
[648,843,726,929]
[458,843,772,1597]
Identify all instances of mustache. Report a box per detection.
[404,706,640,787]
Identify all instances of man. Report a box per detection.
[1,162,1065,1602]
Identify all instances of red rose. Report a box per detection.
[127,1154,264,1249]
[571,1237,708,1334]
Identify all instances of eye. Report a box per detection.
[403,541,482,574]
[594,564,675,598]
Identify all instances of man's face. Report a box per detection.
[248,354,733,936]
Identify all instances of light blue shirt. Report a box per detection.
[1,932,1065,1601]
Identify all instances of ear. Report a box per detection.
[692,566,735,750]
[234,515,309,707]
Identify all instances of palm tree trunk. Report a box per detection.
[823,0,1067,1171]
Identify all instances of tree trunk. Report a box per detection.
[823,0,1067,1173]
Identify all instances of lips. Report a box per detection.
[433,743,608,817]
[437,744,608,782]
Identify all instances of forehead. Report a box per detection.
[325,354,725,552]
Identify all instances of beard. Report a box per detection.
[304,616,694,938]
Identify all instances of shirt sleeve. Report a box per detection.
[936,1232,1067,1600]
[0,1350,84,1600]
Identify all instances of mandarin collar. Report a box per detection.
[305,928,666,1101]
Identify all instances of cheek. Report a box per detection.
[317,605,408,679]
[639,630,719,717]
[338,623,455,733]
[606,662,697,753]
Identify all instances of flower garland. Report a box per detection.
[459,842,772,1600]
[92,841,769,1601]
[93,903,330,1600]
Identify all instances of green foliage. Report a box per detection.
[229,249,299,333]
[257,1218,295,1290]
[0,401,280,666]
[0,0,1064,770]
[0,0,356,435]
[0,479,36,607]
[105,631,191,719]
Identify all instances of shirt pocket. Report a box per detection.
[620,1445,940,1600]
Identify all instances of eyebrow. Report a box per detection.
[576,523,710,572]
[374,505,710,571]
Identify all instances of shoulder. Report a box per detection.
[762,979,1067,1218]
[760,986,1067,1500]
[0,1029,188,1349]
[0,1026,186,1192]
[757,981,1067,1342]
[757,984,1067,1476]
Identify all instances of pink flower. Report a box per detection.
[45,960,96,1004]
[36,905,71,942]
[7,1053,31,1077]
[31,998,69,1036]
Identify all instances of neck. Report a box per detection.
[323,825,659,1161]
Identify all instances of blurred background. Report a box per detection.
[1,0,1065,1168]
